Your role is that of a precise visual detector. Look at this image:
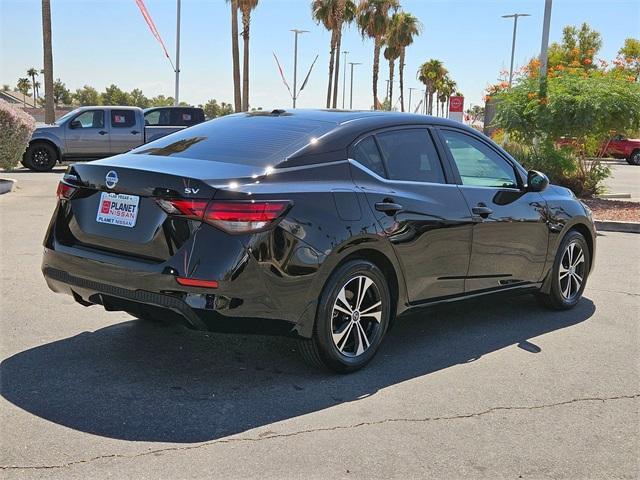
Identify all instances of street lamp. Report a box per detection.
[348,62,361,109]
[290,29,309,108]
[539,0,553,79]
[502,13,530,86]
[408,87,419,112]
[174,0,181,105]
[341,50,348,109]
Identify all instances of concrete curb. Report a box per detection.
[597,193,632,199]
[0,178,17,195]
[595,220,640,234]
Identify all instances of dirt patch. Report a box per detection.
[582,198,640,222]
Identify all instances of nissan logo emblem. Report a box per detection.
[105,170,118,189]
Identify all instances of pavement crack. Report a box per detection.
[588,287,640,297]
[2,393,638,471]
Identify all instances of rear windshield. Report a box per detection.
[133,114,335,166]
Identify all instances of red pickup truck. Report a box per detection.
[557,135,640,165]
[605,135,640,165]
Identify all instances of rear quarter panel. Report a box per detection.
[212,161,408,337]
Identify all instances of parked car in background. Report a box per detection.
[557,134,640,165]
[22,106,205,171]
[605,134,640,165]
[42,110,596,372]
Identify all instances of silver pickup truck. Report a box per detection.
[22,105,205,171]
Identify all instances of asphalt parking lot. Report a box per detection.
[1,168,638,479]
[603,159,640,201]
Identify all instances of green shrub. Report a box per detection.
[504,141,610,197]
[0,100,35,170]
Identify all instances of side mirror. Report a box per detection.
[527,170,549,192]
[69,120,81,129]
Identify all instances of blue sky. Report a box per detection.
[1,0,638,110]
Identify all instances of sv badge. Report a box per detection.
[184,187,200,195]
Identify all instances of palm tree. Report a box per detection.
[33,81,42,105]
[16,78,31,106]
[27,68,39,102]
[330,0,356,108]
[383,43,399,110]
[227,0,242,112]
[238,0,259,111]
[417,59,446,115]
[439,76,456,117]
[42,0,55,123]
[388,12,421,112]
[312,0,339,108]
[357,0,399,110]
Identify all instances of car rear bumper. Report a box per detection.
[42,246,301,336]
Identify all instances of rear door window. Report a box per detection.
[351,136,386,177]
[375,129,446,184]
[144,109,171,126]
[110,110,136,128]
[170,108,199,126]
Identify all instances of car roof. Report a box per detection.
[233,108,463,128]
[76,105,142,111]
[250,109,477,167]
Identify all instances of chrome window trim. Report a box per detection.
[348,158,458,188]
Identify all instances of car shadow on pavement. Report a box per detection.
[0,293,595,443]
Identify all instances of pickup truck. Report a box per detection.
[605,135,640,165]
[22,105,206,171]
[557,134,640,166]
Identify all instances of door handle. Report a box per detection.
[98,130,107,135]
[375,201,403,214]
[472,204,493,218]
[131,130,139,135]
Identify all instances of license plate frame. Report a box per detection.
[96,192,140,228]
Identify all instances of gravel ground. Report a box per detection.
[583,198,640,222]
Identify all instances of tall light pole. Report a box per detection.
[174,0,181,105]
[502,13,530,87]
[408,87,418,112]
[291,29,309,108]
[341,50,348,109]
[539,0,553,79]
[348,62,361,109]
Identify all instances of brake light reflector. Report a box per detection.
[176,277,219,288]
[56,181,77,200]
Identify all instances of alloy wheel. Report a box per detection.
[33,147,51,168]
[331,275,383,357]
[559,241,585,301]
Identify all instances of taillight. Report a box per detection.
[56,181,77,200]
[204,201,290,233]
[157,199,290,233]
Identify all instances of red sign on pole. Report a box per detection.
[449,96,464,113]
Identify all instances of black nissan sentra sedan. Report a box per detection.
[43,110,596,372]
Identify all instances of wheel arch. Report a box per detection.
[541,220,595,294]
[26,138,62,163]
[568,223,594,272]
[294,240,407,338]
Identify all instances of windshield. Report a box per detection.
[133,113,335,167]
[55,108,81,124]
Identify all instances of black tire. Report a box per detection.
[22,142,58,172]
[537,230,590,310]
[627,149,640,166]
[297,260,392,373]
